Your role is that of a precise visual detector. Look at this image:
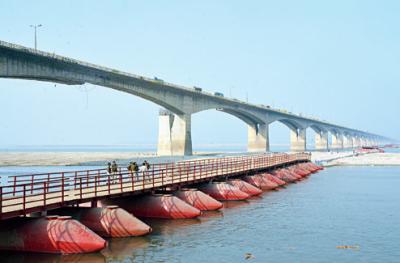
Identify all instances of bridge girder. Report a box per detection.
[0,40,387,155]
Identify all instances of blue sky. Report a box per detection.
[0,0,399,149]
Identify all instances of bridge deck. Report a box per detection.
[0,153,310,220]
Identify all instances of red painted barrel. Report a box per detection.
[289,168,307,179]
[174,188,223,211]
[314,163,324,170]
[310,163,323,170]
[228,179,262,196]
[300,163,315,172]
[272,170,297,183]
[285,169,304,179]
[298,163,315,173]
[243,175,278,190]
[243,175,264,188]
[49,206,151,237]
[112,194,201,219]
[0,216,106,254]
[295,170,307,179]
[304,162,322,172]
[199,182,250,201]
[293,166,311,176]
[259,174,280,189]
[263,173,286,186]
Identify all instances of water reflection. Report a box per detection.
[0,251,105,263]
[101,237,151,261]
[143,218,202,235]
[222,200,251,209]
[200,210,224,219]
[101,215,227,262]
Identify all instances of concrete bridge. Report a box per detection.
[0,40,390,155]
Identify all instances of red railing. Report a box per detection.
[0,153,310,219]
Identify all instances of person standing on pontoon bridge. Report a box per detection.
[132,162,140,181]
[106,162,112,175]
[111,160,119,184]
[127,162,133,177]
[139,162,149,181]
[144,160,151,170]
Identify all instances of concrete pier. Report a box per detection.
[343,135,353,149]
[290,128,306,152]
[248,124,269,152]
[353,137,361,148]
[332,133,344,149]
[315,131,329,150]
[157,110,192,156]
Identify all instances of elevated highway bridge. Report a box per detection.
[0,40,390,155]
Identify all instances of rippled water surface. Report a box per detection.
[1,166,400,263]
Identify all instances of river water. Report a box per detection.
[0,165,399,262]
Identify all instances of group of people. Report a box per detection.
[127,160,151,180]
[106,160,151,183]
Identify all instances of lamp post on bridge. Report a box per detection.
[30,24,42,50]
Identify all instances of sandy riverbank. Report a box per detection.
[0,152,157,166]
[322,152,400,166]
[0,151,227,166]
[310,151,355,163]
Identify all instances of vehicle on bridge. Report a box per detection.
[153,77,164,83]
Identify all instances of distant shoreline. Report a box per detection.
[0,151,231,166]
[318,152,400,167]
[0,151,398,167]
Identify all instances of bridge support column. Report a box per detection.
[290,128,306,152]
[315,131,328,151]
[354,137,362,148]
[331,133,344,149]
[248,124,269,152]
[343,136,353,149]
[360,138,366,147]
[352,137,357,148]
[157,110,192,156]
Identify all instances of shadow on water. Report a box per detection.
[0,251,105,263]
[101,236,151,261]
[200,210,224,219]
[222,199,253,209]
[142,217,205,235]
[101,213,223,262]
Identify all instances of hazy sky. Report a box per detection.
[0,0,399,149]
